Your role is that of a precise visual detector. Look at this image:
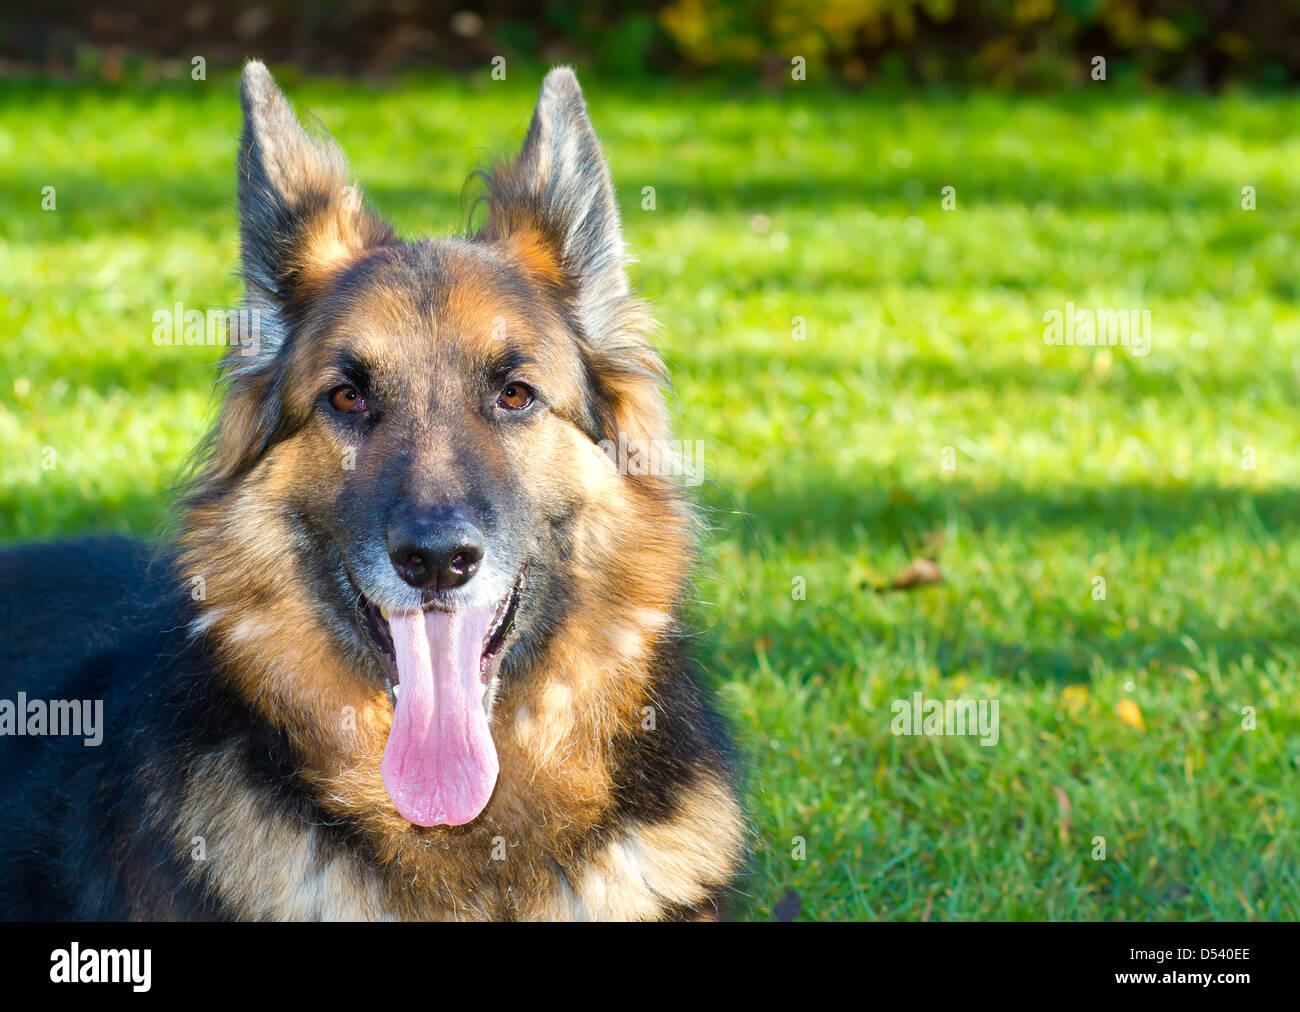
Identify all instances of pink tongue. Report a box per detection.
[381,607,500,827]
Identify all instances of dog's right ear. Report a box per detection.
[237,60,393,355]
[197,62,394,491]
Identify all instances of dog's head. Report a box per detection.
[183,62,691,830]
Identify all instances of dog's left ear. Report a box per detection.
[237,60,393,354]
[479,68,627,325]
[479,68,669,446]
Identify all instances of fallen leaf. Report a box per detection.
[1116,699,1146,731]
[879,557,943,592]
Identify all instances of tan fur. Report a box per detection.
[171,755,392,921]
[177,382,735,919]
[170,63,744,921]
[498,229,566,288]
[561,777,745,920]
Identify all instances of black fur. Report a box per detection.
[0,537,317,918]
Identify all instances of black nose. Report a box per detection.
[387,507,484,591]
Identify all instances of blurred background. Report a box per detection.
[3,0,1300,86]
[2,2,1299,921]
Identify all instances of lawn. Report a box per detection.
[1,69,1298,920]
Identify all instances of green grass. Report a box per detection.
[2,70,1299,921]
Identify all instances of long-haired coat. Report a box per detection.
[0,62,745,921]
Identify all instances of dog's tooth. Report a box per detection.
[392,682,401,699]
[380,605,389,621]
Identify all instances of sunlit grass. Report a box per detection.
[2,71,1298,920]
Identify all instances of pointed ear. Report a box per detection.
[478,67,633,341]
[237,61,393,352]
[479,68,669,446]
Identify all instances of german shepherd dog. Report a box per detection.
[0,62,745,920]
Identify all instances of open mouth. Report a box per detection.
[358,570,524,703]
[350,568,525,828]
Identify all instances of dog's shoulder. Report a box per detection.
[0,534,180,689]
[550,643,747,921]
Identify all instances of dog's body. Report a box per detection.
[0,64,744,920]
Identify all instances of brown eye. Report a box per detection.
[329,385,367,414]
[497,382,534,411]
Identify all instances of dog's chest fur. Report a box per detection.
[168,740,742,921]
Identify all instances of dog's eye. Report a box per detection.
[497,382,534,411]
[329,385,367,414]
